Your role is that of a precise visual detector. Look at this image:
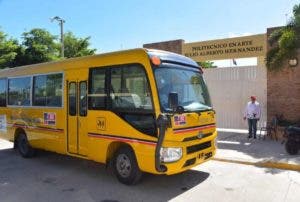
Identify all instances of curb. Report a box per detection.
[212,157,300,172]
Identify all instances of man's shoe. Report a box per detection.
[248,135,252,138]
[254,136,257,139]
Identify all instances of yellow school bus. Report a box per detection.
[0,49,217,184]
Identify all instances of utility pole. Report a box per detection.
[51,16,65,58]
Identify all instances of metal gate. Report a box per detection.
[203,65,267,129]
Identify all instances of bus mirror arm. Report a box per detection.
[155,114,169,173]
[168,92,178,112]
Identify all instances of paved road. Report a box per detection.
[0,140,299,202]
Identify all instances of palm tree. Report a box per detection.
[266,4,300,71]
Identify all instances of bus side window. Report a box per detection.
[8,77,31,106]
[33,73,63,107]
[88,68,107,110]
[79,81,87,116]
[69,82,77,116]
[0,79,7,107]
[110,65,153,110]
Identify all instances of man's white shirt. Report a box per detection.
[244,101,261,119]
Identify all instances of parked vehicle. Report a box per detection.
[285,126,300,155]
[0,49,217,185]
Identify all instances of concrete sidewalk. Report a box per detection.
[214,129,300,171]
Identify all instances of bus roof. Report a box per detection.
[0,48,199,77]
[147,49,198,68]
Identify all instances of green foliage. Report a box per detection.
[197,61,216,68]
[20,28,60,65]
[266,47,283,71]
[0,31,19,69]
[279,29,297,50]
[290,4,300,27]
[64,32,96,58]
[268,29,283,46]
[266,3,300,71]
[0,28,96,68]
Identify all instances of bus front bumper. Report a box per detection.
[160,131,217,175]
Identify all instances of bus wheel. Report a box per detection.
[113,146,142,185]
[16,133,36,158]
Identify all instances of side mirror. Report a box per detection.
[168,92,178,112]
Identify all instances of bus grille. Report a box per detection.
[183,133,213,142]
[186,141,211,154]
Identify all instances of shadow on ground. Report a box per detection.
[216,131,300,174]
[0,148,209,202]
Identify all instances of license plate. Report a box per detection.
[204,152,212,160]
[197,152,212,159]
[197,153,204,159]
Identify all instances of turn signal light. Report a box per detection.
[151,56,161,66]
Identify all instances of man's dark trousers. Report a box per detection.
[248,119,258,138]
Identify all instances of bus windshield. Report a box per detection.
[154,65,212,112]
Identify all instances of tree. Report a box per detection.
[0,30,19,69]
[20,28,60,65]
[266,4,300,71]
[0,28,96,68]
[63,32,96,58]
[197,61,216,68]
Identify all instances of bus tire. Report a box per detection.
[113,146,142,185]
[16,133,36,158]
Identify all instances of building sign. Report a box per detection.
[182,34,266,61]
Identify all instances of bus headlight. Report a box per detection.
[160,147,182,163]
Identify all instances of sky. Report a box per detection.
[0,0,299,57]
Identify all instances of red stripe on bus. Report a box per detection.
[88,133,157,146]
[32,127,64,133]
[174,124,216,134]
[10,123,64,133]
[12,123,29,129]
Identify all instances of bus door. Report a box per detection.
[67,69,88,156]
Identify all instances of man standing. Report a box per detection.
[243,96,261,139]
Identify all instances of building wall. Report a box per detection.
[267,54,300,122]
[143,28,300,127]
[267,27,300,123]
[143,39,184,54]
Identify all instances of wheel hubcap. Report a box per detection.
[116,154,131,178]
